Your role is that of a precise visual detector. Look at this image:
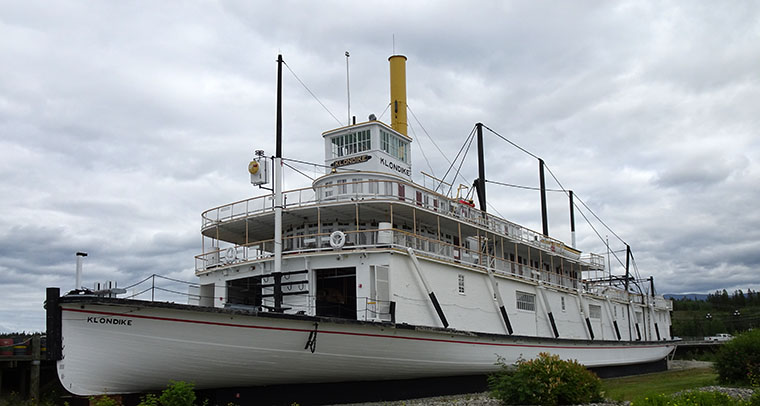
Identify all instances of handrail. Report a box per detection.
[201,178,587,262]
[195,227,613,294]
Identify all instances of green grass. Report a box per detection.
[602,368,718,402]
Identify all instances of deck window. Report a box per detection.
[589,304,602,319]
[516,291,535,311]
[323,181,334,198]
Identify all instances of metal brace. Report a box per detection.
[304,322,319,353]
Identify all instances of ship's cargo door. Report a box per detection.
[316,267,356,319]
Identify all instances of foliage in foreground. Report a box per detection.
[85,381,202,406]
[488,352,603,405]
[631,390,760,406]
[714,329,760,385]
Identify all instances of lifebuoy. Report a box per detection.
[329,230,346,248]
[225,247,237,263]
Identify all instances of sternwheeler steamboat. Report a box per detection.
[46,54,675,396]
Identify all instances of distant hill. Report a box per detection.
[665,293,709,301]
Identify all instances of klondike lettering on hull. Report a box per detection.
[87,316,133,326]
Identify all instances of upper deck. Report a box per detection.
[198,176,605,284]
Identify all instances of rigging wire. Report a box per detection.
[377,102,391,122]
[283,161,315,181]
[407,105,454,167]
[282,157,331,169]
[282,61,343,126]
[436,126,475,194]
[408,120,436,177]
[482,124,540,161]
[572,192,627,247]
[485,179,564,193]
[152,274,199,286]
[406,107,506,218]
[446,128,477,197]
[481,122,635,275]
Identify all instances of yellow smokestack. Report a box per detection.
[389,55,408,137]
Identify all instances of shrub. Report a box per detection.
[750,392,760,406]
[137,393,160,406]
[714,329,760,385]
[488,352,603,405]
[89,396,121,406]
[159,381,196,406]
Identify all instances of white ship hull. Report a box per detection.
[57,300,674,396]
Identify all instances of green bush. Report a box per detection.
[632,390,746,405]
[488,352,603,405]
[88,395,121,406]
[750,392,760,406]
[714,329,760,385]
[137,393,160,406]
[159,381,196,406]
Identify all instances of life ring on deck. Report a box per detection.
[329,230,346,248]
[225,247,237,263]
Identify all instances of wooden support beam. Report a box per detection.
[30,335,40,404]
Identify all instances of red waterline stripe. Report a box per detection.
[63,307,668,351]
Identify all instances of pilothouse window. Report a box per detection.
[380,130,409,163]
[331,130,371,158]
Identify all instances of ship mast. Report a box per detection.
[273,54,284,312]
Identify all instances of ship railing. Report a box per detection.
[580,253,605,270]
[359,297,395,322]
[654,296,673,310]
[201,179,584,261]
[585,285,638,303]
[196,227,585,292]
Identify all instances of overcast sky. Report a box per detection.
[1,1,759,333]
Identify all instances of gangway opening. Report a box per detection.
[316,267,357,319]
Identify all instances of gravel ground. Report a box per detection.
[673,386,756,402]
[331,391,631,406]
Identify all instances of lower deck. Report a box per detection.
[192,247,672,343]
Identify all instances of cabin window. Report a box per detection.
[323,181,334,198]
[337,179,347,194]
[369,180,378,194]
[589,304,602,319]
[352,178,363,193]
[331,130,371,158]
[614,305,618,317]
[380,129,409,163]
[516,291,535,311]
[457,274,465,294]
[561,296,566,312]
